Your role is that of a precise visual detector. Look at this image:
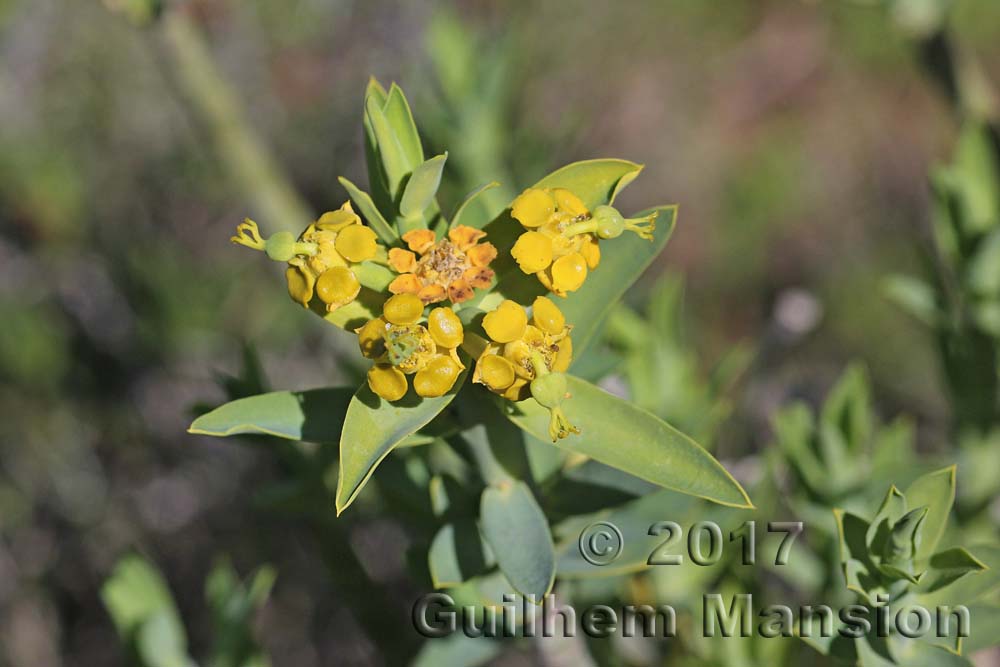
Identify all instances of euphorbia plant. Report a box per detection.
[189,79,751,599]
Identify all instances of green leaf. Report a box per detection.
[362,78,393,219]
[968,228,1000,295]
[188,388,353,442]
[903,466,955,563]
[336,366,468,514]
[450,181,501,230]
[102,555,194,667]
[428,520,495,588]
[365,94,409,198]
[412,634,501,667]
[952,120,1000,234]
[137,611,191,667]
[921,543,1000,607]
[338,176,397,244]
[553,489,697,577]
[400,153,448,222]
[533,159,644,210]
[383,83,424,170]
[919,547,988,593]
[102,555,184,637]
[503,375,752,508]
[480,480,556,599]
[564,205,677,358]
[320,288,387,331]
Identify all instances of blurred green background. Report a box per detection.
[1,0,999,664]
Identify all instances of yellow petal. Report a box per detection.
[402,228,436,253]
[417,284,448,304]
[511,188,555,228]
[511,231,554,274]
[463,266,494,289]
[355,317,387,359]
[553,336,573,372]
[388,273,422,295]
[367,364,408,401]
[476,354,516,392]
[482,300,528,343]
[315,208,359,231]
[502,377,530,402]
[531,296,566,335]
[580,235,601,269]
[413,356,462,398]
[285,263,315,307]
[315,266,361,309]
[466,242,497,268]
[383,293,424,325]
[550,252,587,293]
[551,188,588,217]
[448,225,486,250]
[447,279,474,304]
[388,248,417,273]
[428,308,464,349]
[335,225,378,262]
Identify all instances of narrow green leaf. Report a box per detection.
[137,612,191,667]
[968,228,1000,295]
[480,480,556,599]
[503,375,753,508]
[383,83,424,170]
[338,176,397,244]
[400,153,448,221]
[365,94,409,198]
[564,205,678,358]
[101,555,184,638]
[188,388,353,442]
[953,120,1000,234]
[362,78,394,219]
[450,181,501,230]
[904,466,956,563]
[336,366,469,514]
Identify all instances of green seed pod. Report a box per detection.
[530,372,568,409]
[592,205,626,239]
[264,231,297,262]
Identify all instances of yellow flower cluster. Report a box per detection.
[510,187,657,296]
[231,201,381,313]
[388,226,497,304]
[356,294,465,401]
[236,182,656,440]
[473,297,578,440]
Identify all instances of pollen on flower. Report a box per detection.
[356,294,466,401]
[388,225,497,304]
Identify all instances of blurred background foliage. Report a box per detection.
[2,0,1000,665]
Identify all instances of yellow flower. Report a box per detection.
[387,225,497,305]
[473,297,578,440]
[231,201,382,313]
[356,294,465,401]
[508,187,657,296]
